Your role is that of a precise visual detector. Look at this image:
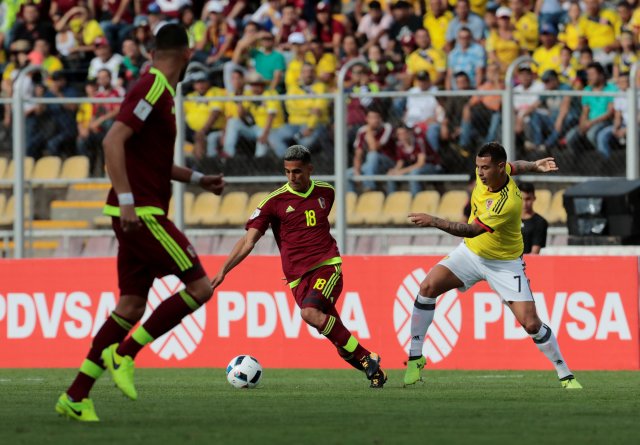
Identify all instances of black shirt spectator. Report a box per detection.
[519,182,549,254]
[11,4,56,51]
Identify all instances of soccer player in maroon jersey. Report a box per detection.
[211,145,387,388]
[55,24,225,422]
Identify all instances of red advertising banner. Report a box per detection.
[0,256,638,370]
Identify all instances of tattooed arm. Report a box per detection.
[408,213,486,238]
[510,157,558,175]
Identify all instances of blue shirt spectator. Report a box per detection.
[445,0,487,46]
[447,28,486,88]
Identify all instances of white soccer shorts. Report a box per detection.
[439,242,534,302]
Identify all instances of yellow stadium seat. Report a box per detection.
[189,193,221,225]
[374,191,412,225]
[168,192,195,220]
[533,188,552,217]
[32,156,62,182]
[411,190,441,215]
[329,191,356,225]
[0,158,7,179]
[2,157,35,188]
[436,190,468,221]
[245,191,269,217]
[348,191,385,225]
[0,194,32,225]
[546,189,567,224]
[207,192,249,226]
[60,156,90,180]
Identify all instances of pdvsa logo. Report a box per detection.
[393,268,462,363]
[144,275,206,361]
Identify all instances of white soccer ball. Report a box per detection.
[226,355,263,389]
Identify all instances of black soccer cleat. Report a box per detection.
[359,352,381,380]
[369,369,387,389]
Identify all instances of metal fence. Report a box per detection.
[2,59,640,257]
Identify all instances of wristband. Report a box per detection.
[117,193,134,206]
[190,171,204,185]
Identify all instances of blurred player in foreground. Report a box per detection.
[211,145,387,388]
[56,24,225,422]
[405,142,582,389]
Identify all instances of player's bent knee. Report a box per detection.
[300,307,324,329]
[523,319,542,334]
[186,279,213,305]
[419,280,439,299]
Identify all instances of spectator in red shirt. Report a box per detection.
[348,108,396,192]
[276,3,307,52]
[387,125,443,196]
[310,2,345,59]
[79,68,122,175]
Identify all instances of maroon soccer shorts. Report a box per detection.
[112,214,206,297]
[291,264,343,312]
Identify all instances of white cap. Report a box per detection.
[206,1,224,13]
[496,6,512,17]
[287,32,306,45]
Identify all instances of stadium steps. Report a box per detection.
[193,235,219,255]
[27,220,91,230]
[50,200,104,221]
[0,239,60,257]
[353,235,385,255]
[82,236,116,257]
[66,183,110,201]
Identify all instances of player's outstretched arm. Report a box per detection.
[211,228,263,289]
[171,165,225,195]
[511,157,559,175]
[408,213,486,238]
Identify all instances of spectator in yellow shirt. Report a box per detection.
[284,32,314,92]
[510,0,539,52]
[222,72,289,158]
[533,23,564,77]
[283,63,330,152]
[423,0,453,51]
[612,30,638,79]
[558,45,579,84]
[309,37,338,88]
[184,71,226,160]
[404,28,447,88]
[559,2,585,51]
[487,7,521,76]
[579,0,621,65]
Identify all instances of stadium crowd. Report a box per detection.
[0,0,638,184]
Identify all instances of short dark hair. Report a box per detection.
[476,142,507,164]
[284,145,311,164]
[587,61,606,78]
[518,182,535,194]
[154,23,189,51]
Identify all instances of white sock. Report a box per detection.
[530,324,572,379]
[409,294,437,358]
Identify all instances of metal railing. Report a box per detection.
[4,58,640,257]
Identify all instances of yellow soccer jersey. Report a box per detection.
[465,164,524,260]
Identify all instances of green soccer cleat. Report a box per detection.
[370,369,388,389]
[359,353,381,380]
[55,393,99,422]
[403,355,427,387]
[102,343,138,400]
[561,376,583,389]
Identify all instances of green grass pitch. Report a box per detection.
[2,369,639,445]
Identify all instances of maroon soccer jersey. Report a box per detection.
[105,68,176,214]
[245,180,341,283]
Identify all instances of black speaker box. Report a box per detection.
[564,180,640,242]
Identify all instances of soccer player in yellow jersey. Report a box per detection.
[403,142,582,390]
